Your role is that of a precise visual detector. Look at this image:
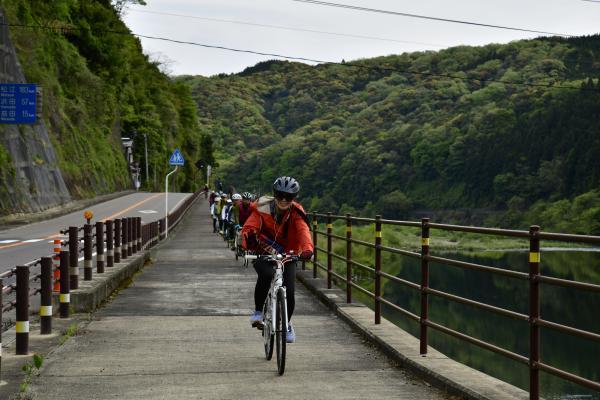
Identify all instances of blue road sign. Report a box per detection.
[0,84,37,124]
[169,148,185,166]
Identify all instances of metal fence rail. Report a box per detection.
[308,212,600,398]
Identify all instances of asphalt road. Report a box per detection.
[0,191,191,273]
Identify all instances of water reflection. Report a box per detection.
[367,250,599,399]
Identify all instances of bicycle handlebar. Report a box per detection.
[244,254,300,262]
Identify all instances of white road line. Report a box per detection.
[0,240,19,244]
[22,239,43,243]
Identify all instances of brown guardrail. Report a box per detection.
[307,211,600,398]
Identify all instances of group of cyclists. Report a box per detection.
[207,176,314,344]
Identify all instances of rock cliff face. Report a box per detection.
[0,10,71,215]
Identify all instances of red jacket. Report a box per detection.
[242,196,313,255]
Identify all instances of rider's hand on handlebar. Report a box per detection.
[299,250,313,260]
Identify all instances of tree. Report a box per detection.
[112,0,146,16]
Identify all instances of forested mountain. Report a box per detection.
[184,35,600,234]
[0,0,203,213]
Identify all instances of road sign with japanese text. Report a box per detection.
[0,84,37,124]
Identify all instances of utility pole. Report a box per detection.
[143,133,149,186]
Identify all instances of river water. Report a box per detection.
[352,249,599,399]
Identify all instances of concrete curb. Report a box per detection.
[296,270,529,400]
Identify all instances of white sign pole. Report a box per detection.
[165,166,178,238]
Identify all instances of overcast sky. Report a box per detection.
[121,0,600,77]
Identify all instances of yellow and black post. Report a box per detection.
[529,225,541,400]
[16,265,29,355]
[327,212,333,289]
[374,215,382,324]
[40,256,53,334]
[346,213,352,303]
[420,217,430,355]
[60,250,70,318]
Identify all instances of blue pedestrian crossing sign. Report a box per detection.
[169,148,185,166]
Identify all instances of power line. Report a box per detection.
[291,0,573,37]
[127,8,445,48]
[3,22,595,92]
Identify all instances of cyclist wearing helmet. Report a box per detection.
[242,176,313,343]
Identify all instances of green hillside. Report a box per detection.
[0,0,204,200]
[184,36,600,234]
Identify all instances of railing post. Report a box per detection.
[96,221,104,273]
[68,226,79,290]
[40,257,53,334]
[327,212,333,289]
[130,217,136,255]
[84,224,93,281]
[420,217,430,354]
[137,217,142,251]
[0,277,3,380]
[60,250,70,318]
[128,217,133,256]
[529,225,541,400]
[312,212,318,279]
[106,220,114,267]
[16,265,29,355]
[375,215,382,325]
[346,213,352,303]
[114,218,121,263]
[121,218,128,260]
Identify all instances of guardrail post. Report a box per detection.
[128,217,133,256]
[529,225,541,400]
[96,221,104,273]
[16,265,29,355]
[121,218,128,260]
[312,212,318,279]
[84,224,93,280]
[69,226,79,290]
[346,213,352,303]
[137,217,142,251]
[420,217,430,354]
[327,212,333,289]
[40,257,53,334]
[114,218,121,263]
[375,215,382,325]
[0,277,3,379]
[106,220,114,267]
[131,217,137,255]
[60,250,70,318]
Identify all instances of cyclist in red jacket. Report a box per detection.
[242,176,313,343]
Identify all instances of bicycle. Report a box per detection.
[245,252,298,375]
[233,226,246,265]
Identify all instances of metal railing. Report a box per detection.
[308,212,600,399]
[0,190,204,379]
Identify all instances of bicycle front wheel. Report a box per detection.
[263,300,274,360]
[275,288,287,375]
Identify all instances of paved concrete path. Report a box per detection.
[29,200,449,399]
